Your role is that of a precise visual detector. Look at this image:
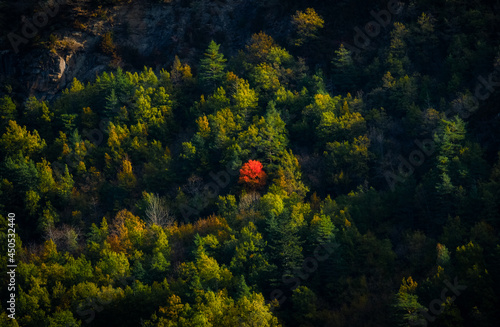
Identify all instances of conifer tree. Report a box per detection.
[332,44,356,90]
[199,41,227,93]
[0,95,16,130]
[235,275,251,300]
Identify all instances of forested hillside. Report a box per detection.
[1,0,500,326]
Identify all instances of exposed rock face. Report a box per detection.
[0,49,65,100]
[0,40,107,101]
[26,51,66,95]
[0,15,107,100]
[0,50,17,78]
[0,0,292,101]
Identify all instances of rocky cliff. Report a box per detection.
[0,0,300,101]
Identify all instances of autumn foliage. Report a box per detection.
[239,160,267,189]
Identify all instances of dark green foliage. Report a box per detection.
[0,95,16,130]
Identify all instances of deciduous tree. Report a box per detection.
[239,160,267,190]
[291,8,324,46]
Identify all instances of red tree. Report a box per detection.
[239,160,267,189]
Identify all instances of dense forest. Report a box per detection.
[1,0,500,326]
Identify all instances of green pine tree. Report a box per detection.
[235,275,251,300]
[0,95,16,130]
[199,40,227,93]
[332,44,356,90]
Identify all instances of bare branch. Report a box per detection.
[145,193,174,227]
